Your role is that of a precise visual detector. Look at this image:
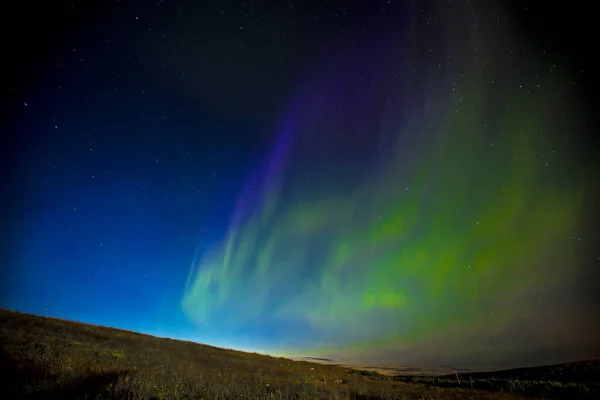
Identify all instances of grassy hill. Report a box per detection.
[0,309,595,399]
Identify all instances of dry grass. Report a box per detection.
[0,309,568,399]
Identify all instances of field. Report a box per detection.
[1,309,597,399]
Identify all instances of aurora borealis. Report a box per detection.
[181,2,598,369]
[3,0,599,372]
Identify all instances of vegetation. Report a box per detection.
[1,309,596,399]
[389,372,599,399]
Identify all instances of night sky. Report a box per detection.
[2,0,599,372]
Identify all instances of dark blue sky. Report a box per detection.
[2,0,599,370]
[3,0,277,341]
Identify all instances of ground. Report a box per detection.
[1,309,597,399]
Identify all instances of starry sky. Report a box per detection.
[2,0,599,372]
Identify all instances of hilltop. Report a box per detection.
[1,309,596,399]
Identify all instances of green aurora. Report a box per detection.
[182,1,597,369]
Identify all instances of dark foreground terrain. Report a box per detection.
[0,309,597,399]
